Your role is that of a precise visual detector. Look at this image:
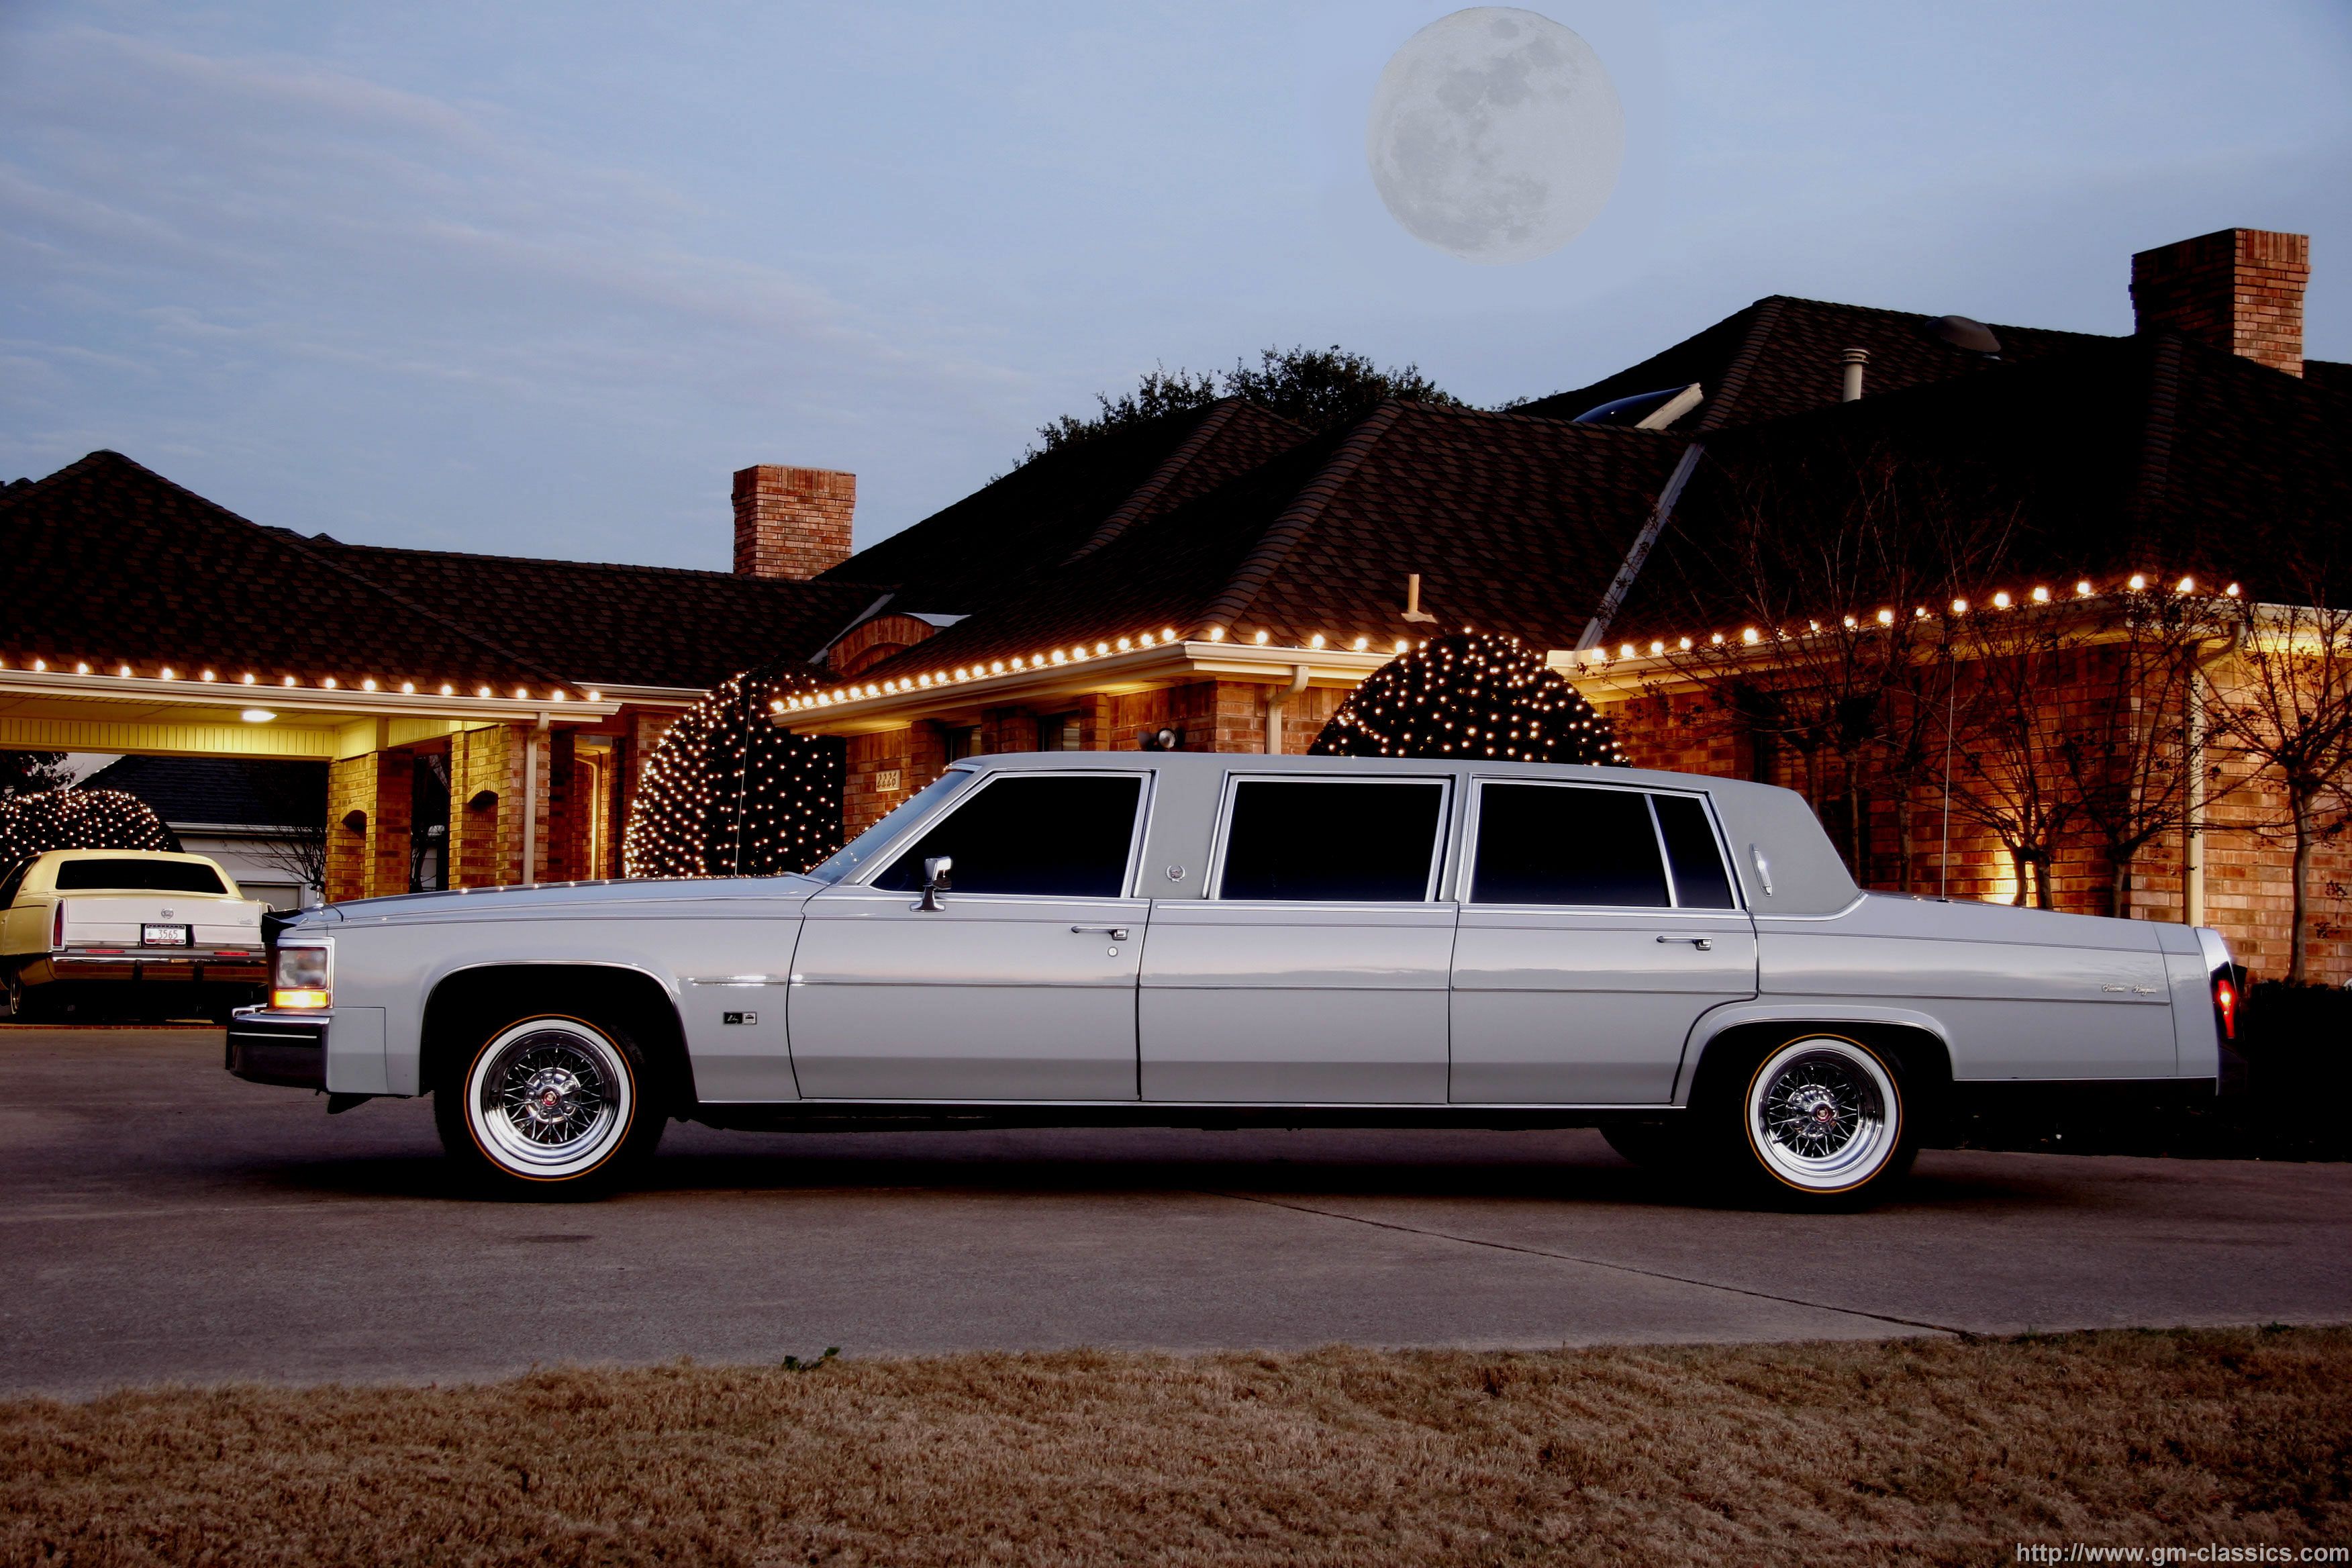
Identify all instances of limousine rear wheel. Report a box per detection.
[434,1012,661,1198]
[1724,1034,1916,1209]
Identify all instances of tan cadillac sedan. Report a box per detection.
[1,848,268,1022]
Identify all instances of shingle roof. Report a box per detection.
[307,540,882,691]
[1609,331,2352,637]
[77,754,326,829]
[1,452,570,691]
[816,400,1311,614]
[856,403,1692,681]
[1516,295,2111,431]
[2,450,884,695]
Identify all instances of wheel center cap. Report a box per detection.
[522,1067,581,1125]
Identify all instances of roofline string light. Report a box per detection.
[0,656,593,705]
[1573,571,2243,669]
[777,625,1430,714]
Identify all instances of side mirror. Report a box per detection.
[918,855,953,912]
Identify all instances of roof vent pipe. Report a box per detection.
[1840,348,1869,403]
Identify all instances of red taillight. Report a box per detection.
[52,903,65,948]
[2213,977,2238,1042]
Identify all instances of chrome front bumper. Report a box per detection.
[224,1008,328,1089]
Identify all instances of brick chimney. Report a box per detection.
[732,464,855,579]
[2130,228,2310,377]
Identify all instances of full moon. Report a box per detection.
[1365,7,1624,265]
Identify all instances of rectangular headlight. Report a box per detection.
[271,942,332,1010]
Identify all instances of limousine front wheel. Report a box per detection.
[434,1013,660,1197]
[1730,1034,1914,1208]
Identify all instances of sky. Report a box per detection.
[4,1,2348,572]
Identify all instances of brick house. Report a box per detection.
[780,228,2350,981]
[1,454,883,902]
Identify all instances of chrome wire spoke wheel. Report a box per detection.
[1744,1037,1900,1193]
[465,1018,635,1181]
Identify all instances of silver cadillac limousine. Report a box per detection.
[227,752,2245,1208]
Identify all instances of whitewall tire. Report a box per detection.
[435,1012,661,1196]
[1732,1034,1914,1207]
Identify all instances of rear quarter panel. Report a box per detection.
[1757,895,2184,1081]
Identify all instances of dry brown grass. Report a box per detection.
[3,1328,2347,1567]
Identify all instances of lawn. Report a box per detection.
[5,1328,2346,1566]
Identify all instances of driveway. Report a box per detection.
[3,1026,2346,1398]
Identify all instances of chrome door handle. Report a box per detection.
[1072,926,1131,941]
[1657,935,1713,950]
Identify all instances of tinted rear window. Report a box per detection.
[1653,794,1737,908]
[1219,779,1446,901]
[873,774,1142,897]
[53,859,228,895]
[1471,784,1669,906]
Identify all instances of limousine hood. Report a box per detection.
[313,873,829,924]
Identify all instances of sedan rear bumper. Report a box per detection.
[21,953,267,985]
[224,1010,328,1089]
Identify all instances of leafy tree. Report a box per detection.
[1028,345,1463,462]
[1,750,71,801]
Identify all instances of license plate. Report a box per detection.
[141,924,191,947]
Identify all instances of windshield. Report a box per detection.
[804,769,972,883]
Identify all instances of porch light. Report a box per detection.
[240,709,275,724]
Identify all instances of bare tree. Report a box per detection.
[1647,442,2012,888]
[1943,595,2092,909]
[2204,593,2352,981]
[2051,587,2239,917]
[240,761,329,899]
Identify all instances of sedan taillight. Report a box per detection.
[52,902,65,949]
[2213,975,2239,1042]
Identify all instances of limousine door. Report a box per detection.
[788,771,1150,1101]
[1140,774,1455,1103]
[1449,780,1758,1105]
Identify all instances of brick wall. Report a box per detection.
[733,464,855,581]
[2130,228,2310,378]
[323,750,413,902]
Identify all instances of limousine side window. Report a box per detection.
[1651,793,1738,908]
[871,773,1144,897]
[1471,783,1671,906]
[1217,779,1446,901]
